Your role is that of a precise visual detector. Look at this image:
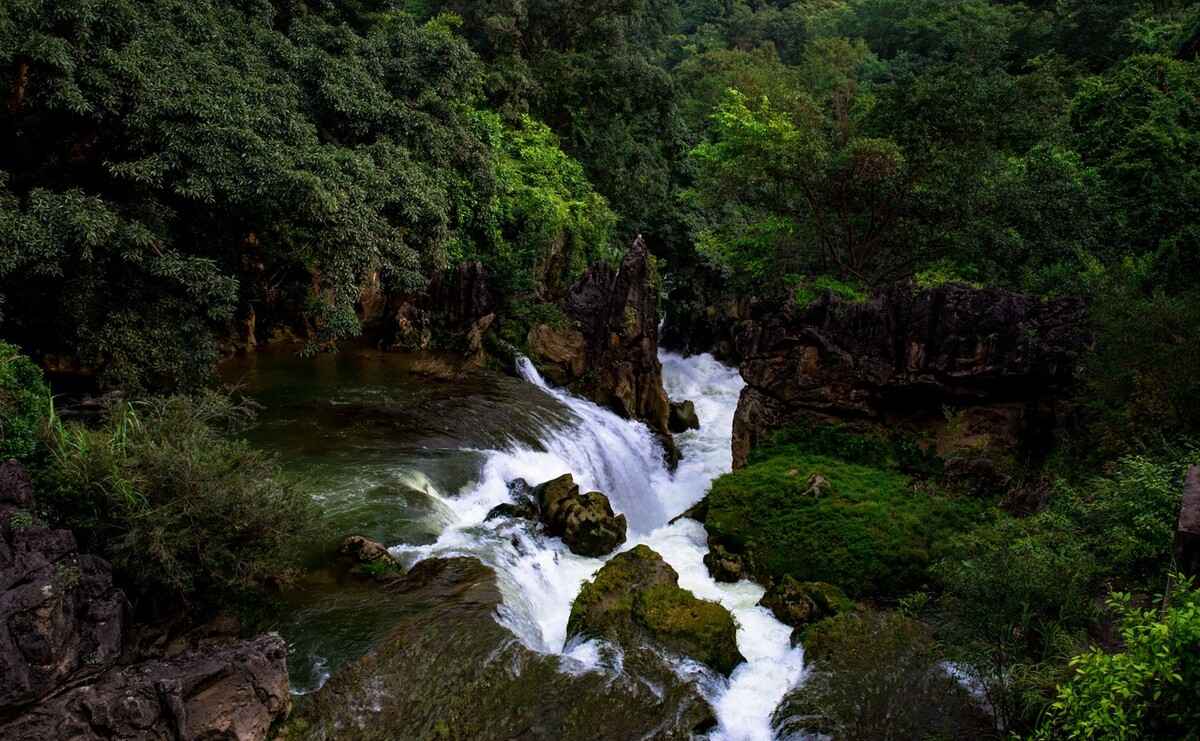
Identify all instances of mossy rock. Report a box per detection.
[705,449,984,599]
[568,545,744,675]
[759,577,853,643]
[289,557,716,740]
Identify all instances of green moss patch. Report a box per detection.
[706,449,984,599]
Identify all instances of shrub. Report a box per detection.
[43,392,318,609]
[0,341,50,462]
[706,448,982,598]
[1037,578,1200,740]
[774,610,983,740]
[933,516,1096,733]
[933,450,1193,734]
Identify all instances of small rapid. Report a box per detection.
[392,352,805,740]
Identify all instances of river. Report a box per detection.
[228,348,806,740]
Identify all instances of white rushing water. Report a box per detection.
[393,352,806,740]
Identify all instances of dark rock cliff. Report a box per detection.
[527,237,676,461]
[730,283,1089,467]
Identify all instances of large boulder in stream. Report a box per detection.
[731,283,1088,468]
[282,557,716,740]
[568,545,744,676]
[487,475,628,558]
[535,474,627,557]
[526,237,678,465]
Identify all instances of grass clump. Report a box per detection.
[706,445,983,599]
[42,392,319,611]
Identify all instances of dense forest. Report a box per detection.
[3,1,1200,739]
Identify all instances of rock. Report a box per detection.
[526,324,587,385]
[568,545,745,675]
[1176,465,1200,578]
[660,277,758,363]
[485,478,541,522]
[703,542,746,583]
[758,578,852,639]
[0,458,33,507]
[0,634,291,741]
[1,462,126,710]
[803,473,831,497]
[731,283,1088,467]
[668,399,700,433]
[369,261,498,353]
[287,557,715,740]
[338,535,404,579]
[534,474,627,557]
[527,237,678,466]
[339,535,394,564]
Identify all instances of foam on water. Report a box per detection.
[392,352,806,740]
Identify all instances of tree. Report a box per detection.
[689,88,915,288]
[1070,54,1200,292]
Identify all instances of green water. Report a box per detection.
[220,346,571,692]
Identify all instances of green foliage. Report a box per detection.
[0,0,497,389]
[791,275,867,307]
[933,451,1191,733]
[707,448,982,599]
[1071,54,1200,292]
[473,112,618,299]
[690,88,916,288]
[1081,259,1200,451]
[776,609,981,741]
[0,341,50,461]
[1037,579,1200,741]
[42,393,318,608]
[751,423,943,478]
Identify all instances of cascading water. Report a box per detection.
[391,351,807,741]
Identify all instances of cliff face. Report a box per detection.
[527,237,676,461]
[730,284,1089,468]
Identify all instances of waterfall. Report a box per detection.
[393,352,805,741]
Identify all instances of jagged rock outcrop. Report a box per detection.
[731,283,1088,468]
[1176,465,1200,577]
[284,557,716,740]
[660,277,758,363]
[1,460,125,709]
[527,237,677,463]
[0,460,291,739]
[369,261,497,355]
[567,545,744,676]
